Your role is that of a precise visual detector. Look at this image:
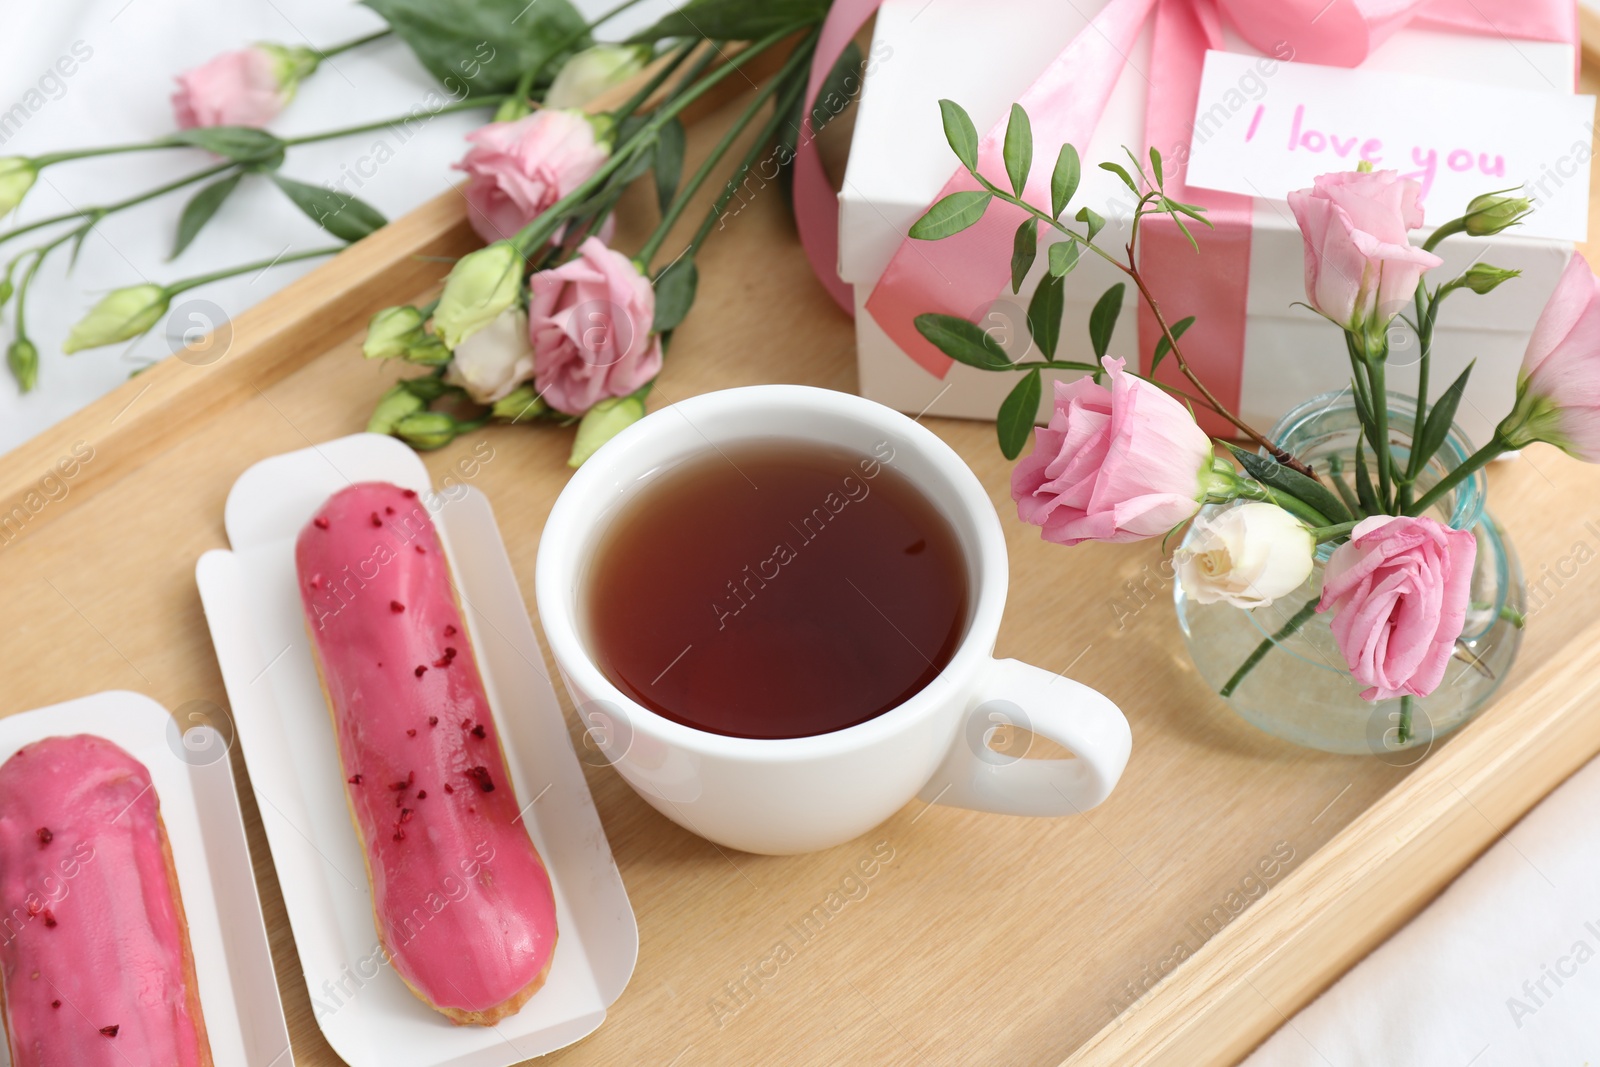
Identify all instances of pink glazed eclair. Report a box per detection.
[0,735,212,1067]
[296,481,558,1025]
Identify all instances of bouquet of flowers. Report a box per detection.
[0,0,851,471]
[908,99,1599,748]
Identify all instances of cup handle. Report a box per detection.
[917,658,1131,817]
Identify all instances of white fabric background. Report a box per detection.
[1245,755,1600,1066]
[7,3,1600,1064]
[0,0,673,453]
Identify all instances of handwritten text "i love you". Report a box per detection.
[1244,103,1505,202]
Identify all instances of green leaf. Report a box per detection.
[1226,444,1352,526]
[653,258,698,332]
[1010,220,1037,294]
[654,117,686,216]
[997,369,1042,460]
[1050,143,1080,220]
[171,173,244,260]
[908,190,991,240]
[1047,240,1079,278]
[1354,436,1380,514]
[1099,161,1139,195]
[805,40,861,138]
[1415,361,1474,473]
[937,99,979,171]
[363,0,590,96]
[628,0,827,41]
[1149,146,1164,187]
[1150,315,1194,373]
[1168,210,1198,252]
[1076,205,1106,243]
[1002,103,1032,198]
[169,126,285,164]
[772,40,862,198]
[270,176,387,242]
[1088,283,1124,359]
[1162,198,1213,227]
[1027,273,1064,360]
[913,313,1011,370]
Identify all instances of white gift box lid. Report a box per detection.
[838,0,1577,320]
[837,0,1581,442]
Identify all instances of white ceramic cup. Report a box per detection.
[536,385,1131,855]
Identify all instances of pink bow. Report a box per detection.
[792,0,1574,429]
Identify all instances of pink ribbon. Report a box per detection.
[792,0,1575,429]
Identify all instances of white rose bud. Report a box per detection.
[446,307,533,404]
[1175,502,1314,609]
[433,241,522,348]
[63,284,170,353]
[545,44,653,109]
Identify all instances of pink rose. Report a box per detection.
[1011,357,1215,546]
[1499,252,1600,461]
[455,110,609,244]
[529,237,661,415]
[1317,515,1476,701]
[1287,170,1442,335]
[173,47,291,129]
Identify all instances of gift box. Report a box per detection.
[836,0,1582,447]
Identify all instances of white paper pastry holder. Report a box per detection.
[195,433,638,1067]
[0,691,291,1067]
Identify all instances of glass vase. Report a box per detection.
[1175,392,1525,757]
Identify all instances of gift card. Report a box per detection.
[1184,50,1594,242]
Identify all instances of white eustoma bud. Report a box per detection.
[446,307,532,404]
[545,44,652,109]
[1176,502,1314,608]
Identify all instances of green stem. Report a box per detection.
[682,70,809,258]
[612,40,696,118]
[579,0,655,39]
[1397,695,1414,745]
[1368,355,1393,509]
[1407,436,1506,516]
[1327,453,1363,517]
[0,161,235,250]
[1345,332,1374,429]
[283,95,505,146]
[166,244,342,293]
[509,26,800,256]
[319,29,391,58]
[1006,360,1103,373]
[1421,217,1466,253]
[30,92,504,168]
[11,219,91,352]
[1309,519,1359,543]
[637,29,816,265]
[1404,286,1431,500]
[1236,480,1330,527]
[32,140,186,168]
[1218,599,1321,698]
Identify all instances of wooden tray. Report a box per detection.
[3,52,1600,1067]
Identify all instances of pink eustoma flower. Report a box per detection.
[1317,515,1476,701]
[455,110,609,244]
[173,47,295,129]
[1499,251,1600,461]
[529,237,661,415]
[1287,170,1442,336]
[1011,356,1215,546]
